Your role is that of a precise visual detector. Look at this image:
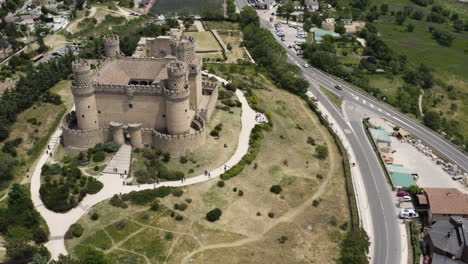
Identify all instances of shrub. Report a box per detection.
[162,152,171,162]
[270,185,282,194]
[33,227,48,243]
[93,165,99,171]
[174,203,188,211]
[238,190,244,196]
[110,194,128,209]
[307,136,316,145]
[142,150,155,160]
[268,212,275,218]
[115,220,126,230]
[92,151,106,162]
[340,221,349,231]
[150,201,159,211]
[185,198,192,203]
[315,145,328,160]
[165,232,173,240]
[188,168,194,173]
[90,212,100,221]
[180,156,188,163]
[172,189,184,197]
[312,200,320,207]
[121,193,130,201]
[215,123,223,131]
[175,215,184,221]
[206,208,222,222]
[210,129,219,137]
[217,180,225,187]
[329,216,338,226]
[233,187,237,192]
[70,224,84,237]
[86,178,103,194]
[277,235,288,244]
[103,141,119,153]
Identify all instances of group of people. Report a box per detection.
[255,112,268,123]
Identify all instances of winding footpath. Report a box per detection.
[31,74,260,259]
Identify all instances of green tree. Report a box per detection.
[339,228,370,264]
[423,111,441,131]
[380,3,389,14]
[409,185,423,195]
[406,23,415,32]
[239,6,259,29]
[454,19,464,33]
[335,22,346,34]
[395,11,406,25]
[270,185,283,194]
[0,152,16,181]
[206,208,222,222]
[283,2,295,24]
[79,246,109,264]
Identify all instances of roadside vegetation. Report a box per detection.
[297,0,468,150]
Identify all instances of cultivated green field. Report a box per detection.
[183,31,223,52]
[150,0,223,15]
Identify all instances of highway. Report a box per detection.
[235,2,468,264]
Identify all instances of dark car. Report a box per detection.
[397,190,410,197]
[334,85,342,90]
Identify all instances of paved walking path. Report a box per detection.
[29,74,260,259]
[102,144,132,174]
[193,20,205,32]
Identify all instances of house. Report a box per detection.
[313,29,339,43]
[387,164,416,189]
[304,0,319,11]
[341,18,353,25]
[426,216,468,263]
[325,18,335,23]
[423,188,468,223]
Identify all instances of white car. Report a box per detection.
[402,196,412,201]
[303,63,310,68]
[399,208,418,219]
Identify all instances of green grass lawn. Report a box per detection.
[150,0,222,14]
[203,21,240,31]
[183,31,223,52]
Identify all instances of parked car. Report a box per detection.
[399,208,419,219]
[334,85,342,90]
[281,37,285,41]
[402,196,412,202]
[303,63,310,68]
[397,190,410,197]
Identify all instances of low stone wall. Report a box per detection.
[199,83,219,121]
[62,123,112,153]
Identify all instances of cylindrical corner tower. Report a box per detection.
[72,60,99,130]
[165,61,190,135]
[170,36,196,64]
[103,35,120,59]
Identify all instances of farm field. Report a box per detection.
[150,0,223,15]
[65,65,351,263]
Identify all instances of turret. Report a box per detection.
[103,35,120,59]
[71,60,99,130]
[170,36,196,64]
[165,61,190,135]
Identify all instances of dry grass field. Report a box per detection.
[65,72,350,263]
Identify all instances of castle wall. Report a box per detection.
[95,93,167,130]
[74,94,99,130]
[198,84,219,122]
[62,124,112,152]
[153,127,206,158]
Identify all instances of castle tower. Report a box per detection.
[170,36,196,64]
[71,60,99,130]
[103,35,120,59]
[164,61,190,135]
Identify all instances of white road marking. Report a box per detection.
[370,103,374,108]
[386,112,391,116]
[378,108,382,112]
[344,129,352,134]
[362,100,366,105]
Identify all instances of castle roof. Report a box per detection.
[95,58,169,85]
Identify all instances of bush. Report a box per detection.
[233,187,237,192]
[33,227,48,243]
[217,180,225,187]
[86,178,103,194]
[277,235,288,244]
[185,198,192,203]
[307,136,316,146]
[127,187,174,205]
[172,189,184,197]
[115,220,126,230]
[238,190,244,196]
[70,224,84,237]
[174,203,188,211]
[90,212,100,221]
[206,208,222,222]
[162,152,171,162]
[93,165,100,171]
[165,232,173,240]
[150,201,159,211]
[315,145,328,159]
[142,150,155,160]
[270,185,282,194]
[180,156,188,163]
[103,141,119,153]
[268,212,275,218]
[109,194,128,209]
[175,215,184,221]
[210,129,220,137]
[312,200,320,207]
[92,151,106,162]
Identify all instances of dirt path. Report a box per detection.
[113,247,151,264]
[66,7,97,33]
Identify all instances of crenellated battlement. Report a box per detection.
[94,83,164,95]
[72,59,90,73]
[202,81,218,90]
[167,61,187,77]
[103,34,120,59]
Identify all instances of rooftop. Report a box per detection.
[95,58,168,85]
[429,216,468,260]
[387,164,415,188]
[369,127,391,143]
[425,188,468,216]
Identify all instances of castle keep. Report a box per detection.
[62,32,218,157]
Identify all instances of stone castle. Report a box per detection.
[62,31,219,157]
